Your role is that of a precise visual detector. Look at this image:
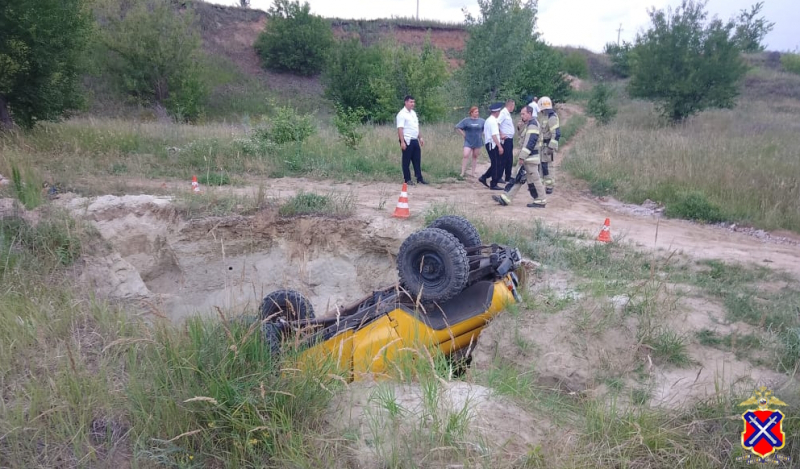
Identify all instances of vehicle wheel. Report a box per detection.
[260,289,315,322]
[398,227,469,303]
[428,215,482,248]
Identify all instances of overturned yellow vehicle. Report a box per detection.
[260,216,523,381]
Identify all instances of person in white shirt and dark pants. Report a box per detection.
[497,99,516,183]
[478,102,505,190]
[396,95,427,185]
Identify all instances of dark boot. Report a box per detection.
[528,183,539,200]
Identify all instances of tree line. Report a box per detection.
[0,0,783,130]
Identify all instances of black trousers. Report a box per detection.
[401,139,423,183]
[481,143,501,186]
[501,137,514,180]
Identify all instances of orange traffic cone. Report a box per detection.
[597,218,612,243]
[392,183,410,218]
[191,175,201,193]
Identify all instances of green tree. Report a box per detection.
[587,81,617,125]
[502,41,572,105]
[254,0,334,76]
[323,38,449,123]
[0,0,91,129]
[97,0,208,121]
[731,2,774,53]
[628,0,748,122]
[603,41,633,78]
[461,0,538,103]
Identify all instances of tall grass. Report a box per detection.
[0,118,480,192]
[563,97,800,231]
[3,202,800,466]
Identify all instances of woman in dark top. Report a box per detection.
[455,106,486,179]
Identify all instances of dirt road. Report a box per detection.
[214,155,800,281]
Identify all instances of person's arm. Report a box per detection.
[396,112,406,151]
[397,127,406,150]
[549,114,561,151]
[493,133,503,154]
[455,119,466,138]
[498,112,508,140]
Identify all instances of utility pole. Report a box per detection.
[616,23,623,46]
[416,0,419,20]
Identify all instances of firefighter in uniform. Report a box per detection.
[492,105,546,208]
[537,96,560,194]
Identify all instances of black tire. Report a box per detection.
[428,215,482,248]
[397,227,469,303]
[259,289,315,322]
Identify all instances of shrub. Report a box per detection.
[460,0,538,103]
[263,106,315,144]
[604,41,633,78]
[502,41,572,106]
[628,0,748,122]
[10,165,43,209]
[323,38,449,123]
[97,0,208,121]
[663,191,726,223]
[278,191,355,217]
[0,0,91,130]
[333,105,367,149]
[587,82,617,125]
[781,53,800,76]
[731,1,775,53]
[254,0,334,76]
[562,51,589,78]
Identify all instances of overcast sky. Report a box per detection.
[207,0,798,52]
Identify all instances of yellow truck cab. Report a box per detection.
[260,216,523,381]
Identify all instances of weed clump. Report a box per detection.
[278,190,355,218]
[663,191,726,223]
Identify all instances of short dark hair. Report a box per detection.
[404,95,415,102]
[505,99,515,105]
[523,105,533,114]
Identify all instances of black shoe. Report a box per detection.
[489,185,503,191]
[526,202,546,208]
[478,177,489,188]
[417,179,428,185]
[545,187,553,194]
[405,180,415,186]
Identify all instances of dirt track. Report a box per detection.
[203,152,800,282]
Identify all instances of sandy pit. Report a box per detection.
[62,194,415,321]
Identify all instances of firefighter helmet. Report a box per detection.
[538,96,553,110]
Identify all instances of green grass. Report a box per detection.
[278,190,355,218]
[3,199,800,466]
[562,86,800,232]
[0,117,477,195]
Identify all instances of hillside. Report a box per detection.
[194,2,469,80]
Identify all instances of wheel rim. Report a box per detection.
[415,250,446,285]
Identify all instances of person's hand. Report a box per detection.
[498,146,504,155]
[419,137,425,147]
[519,157,525,165]
[401,141,407,151]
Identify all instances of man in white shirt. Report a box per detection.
[396,95,427,185]
[497,99,516,183]
[478,103,504,190]
[528,96,540,119]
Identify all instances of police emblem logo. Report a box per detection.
[738,387,787,459]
